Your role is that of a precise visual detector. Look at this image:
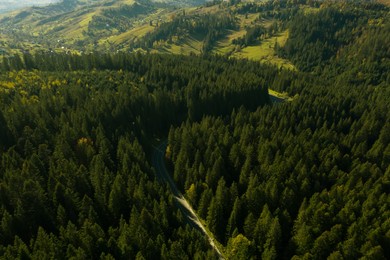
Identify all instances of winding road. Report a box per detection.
[152,140,224,259]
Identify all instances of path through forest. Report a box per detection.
[152,141,225,259]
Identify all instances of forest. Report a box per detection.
[0,53,272,258]
[0,0,389,259]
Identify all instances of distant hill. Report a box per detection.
[0,0,60,13]
[0,0,206,14]
[0,0,295,68]
[0,0,388,71]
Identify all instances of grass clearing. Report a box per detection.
[109,24,154,45]
[57,14,90,39]
[269,88,295,102]
[301,6,320,15]
[213,29,245,55]
[181,34,203,53]
[104,8,169,45]
[78,12,95,28]
[231,30,296,70]
[159,33,203,55]
[238,13,260,27]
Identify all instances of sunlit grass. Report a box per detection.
[79,13,95,28]
[231,30,296,70]
[269,88,295,102]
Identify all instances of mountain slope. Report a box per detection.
[0,0,59,14]
[0,0,388,71]
[0,0,296,68]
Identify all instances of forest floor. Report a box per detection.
[152,140,225,259]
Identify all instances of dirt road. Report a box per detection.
[152,140,224,259]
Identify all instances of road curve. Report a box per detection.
[152,140,224,259]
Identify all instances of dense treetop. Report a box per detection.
[0,53,272,258]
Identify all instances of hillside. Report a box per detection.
[0,0,195,49]
[0,0,60,14]
[0,0,299,68]
[0,0,388,71]
[0,0,155,52]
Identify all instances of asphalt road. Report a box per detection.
[152,140,224,259]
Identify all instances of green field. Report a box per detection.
[268,88,295,102]
[231,30,296,70]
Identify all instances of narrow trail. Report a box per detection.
[152,141,225,259]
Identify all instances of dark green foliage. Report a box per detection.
[165,4,390,255]
[334,22,390,86]
[279,2,389,73]
[281,7,359,71]
[2,52,271,125]
[0,110,13,151]
[168,74,389,258]
[234,0,301,21]
[0,52,270,258]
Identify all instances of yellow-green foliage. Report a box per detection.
[268,88,295,102]
[231,30,296,70]
[159,33,203,55]
[226,234,252,259]
[0,81,15,90]
[109,24,155,45]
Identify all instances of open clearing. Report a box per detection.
[231,30,296,69]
